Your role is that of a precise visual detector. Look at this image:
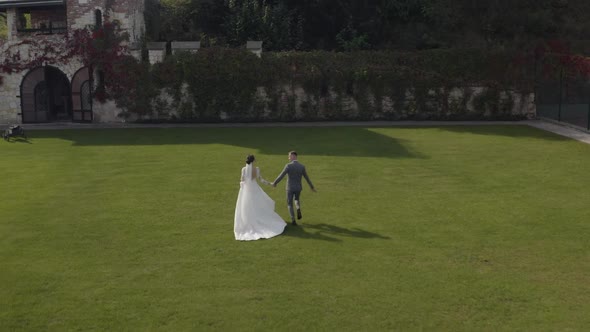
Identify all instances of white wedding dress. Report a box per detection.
[234,163,286,241]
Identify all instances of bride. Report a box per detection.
[234,154,286,241]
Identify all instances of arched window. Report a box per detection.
[95,9,102,28]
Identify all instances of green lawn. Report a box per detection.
[1,126,589,331]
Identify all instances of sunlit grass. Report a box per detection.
[1,126,589,330]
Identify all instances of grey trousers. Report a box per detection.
[286,190,301,221]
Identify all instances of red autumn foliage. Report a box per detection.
[529,39,590,79]
[0,20,132,102]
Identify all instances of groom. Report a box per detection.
[272,151,316,226]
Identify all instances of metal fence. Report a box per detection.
[536,68,590,130]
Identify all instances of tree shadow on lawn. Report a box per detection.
[29,127,425,159]
[437,125,572,141]
[282,223,391,242]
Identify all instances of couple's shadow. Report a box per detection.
[282,223,390,242]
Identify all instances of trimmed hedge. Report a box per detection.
[118,48,534,122]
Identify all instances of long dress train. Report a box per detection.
[234,164,286,241]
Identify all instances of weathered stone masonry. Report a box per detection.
[0,0,145,124]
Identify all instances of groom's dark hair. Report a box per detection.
[289,151,297,157]
[246,154,255,164]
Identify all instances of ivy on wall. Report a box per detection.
[0,20,129,100]
[3,26,589,122]
[125,48,539,122]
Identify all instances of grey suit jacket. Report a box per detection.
[274,161,314,192]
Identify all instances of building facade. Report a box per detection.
[0,0,144,124]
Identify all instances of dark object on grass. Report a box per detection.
[3,125,27,141]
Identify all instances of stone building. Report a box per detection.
[0,0,145,124]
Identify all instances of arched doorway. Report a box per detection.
[20,66,72,123]
[71,67,93,122]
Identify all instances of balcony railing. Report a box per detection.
[17,21,66,34]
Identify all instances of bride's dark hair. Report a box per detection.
[246,154,255,164]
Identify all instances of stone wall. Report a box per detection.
[0,33,83,123]
[0,72,21,124]
[124,85,536,123]
[67,0,105,29]
[92,99,122,122]
[0,38,21,123]
[111,0,145,44]
[0,40,85,124]
[0,72,537,124]
[0,0,537,124]
[254,86,536,121]
[66,0,145,44]
[0,0,145,124]
[6,8,17,40]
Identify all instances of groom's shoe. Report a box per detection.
[291,220,298,226]
[297,209,302,220]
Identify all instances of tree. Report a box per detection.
[0,11,7,40]
[143,0,590,52]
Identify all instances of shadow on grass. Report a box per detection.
[3,137,32,144]
[21,125,567,158]
[282,223,390,242]
[437,125,571,141]
[28,127,424,159]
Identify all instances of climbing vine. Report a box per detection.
[0,19,129,104]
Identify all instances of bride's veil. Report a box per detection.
[244,163,254,183]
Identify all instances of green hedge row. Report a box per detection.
[114,48,534,122]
